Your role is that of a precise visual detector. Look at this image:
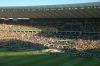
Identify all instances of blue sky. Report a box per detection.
[0,0,100,6]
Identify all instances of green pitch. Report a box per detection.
[0,49,100,66]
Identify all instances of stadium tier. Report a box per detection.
[0,2,100,18]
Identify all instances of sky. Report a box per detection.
[0,0,100,7]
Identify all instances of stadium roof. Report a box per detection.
[0,2,100,18]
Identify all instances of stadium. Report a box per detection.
[0,1,100,66]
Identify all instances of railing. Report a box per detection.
[0,30,81,33]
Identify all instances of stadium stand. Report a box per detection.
[0,2,100,57]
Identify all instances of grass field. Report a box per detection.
[0,49,100,66]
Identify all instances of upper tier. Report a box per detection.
[0,2,100,18]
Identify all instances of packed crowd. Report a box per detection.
[0,31,100,51]
[0,21,100,57]
[0,23,58,30]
